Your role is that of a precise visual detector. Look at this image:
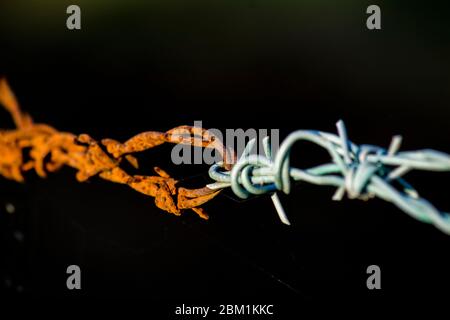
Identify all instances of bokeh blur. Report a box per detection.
[0,0,450,308]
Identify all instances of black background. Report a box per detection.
[1,0,450,313]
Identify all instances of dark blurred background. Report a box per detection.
[0,0,450,311]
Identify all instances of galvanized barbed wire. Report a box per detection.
[208,121,450,235]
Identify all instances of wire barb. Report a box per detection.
[209,121,450,234]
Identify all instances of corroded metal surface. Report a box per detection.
[0,78,224,219]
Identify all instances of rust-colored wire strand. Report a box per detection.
[0,78,230,219]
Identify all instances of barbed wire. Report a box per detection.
[208,121,450,235]
[2,78,450,235]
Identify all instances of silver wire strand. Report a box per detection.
[208,120,450,234]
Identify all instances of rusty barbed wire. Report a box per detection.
[0,78,236,220]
